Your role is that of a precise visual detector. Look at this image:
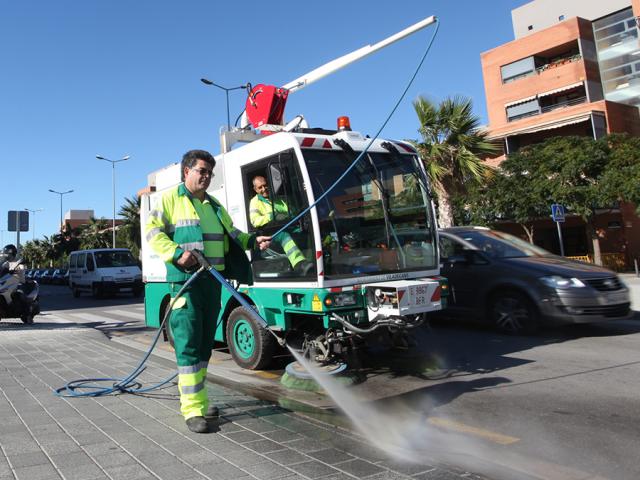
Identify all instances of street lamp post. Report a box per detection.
[96,154,130,248]
[24,208,44,240]
[200,78,249,131]
[48,189,74,232]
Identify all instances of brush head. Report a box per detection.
[280,360,354,392]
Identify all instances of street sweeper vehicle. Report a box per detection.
[140,15,445,371]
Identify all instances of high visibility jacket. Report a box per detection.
[146,183,255,283]
[249,195,289,228]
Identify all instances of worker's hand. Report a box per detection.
[176,250,198,269]
[256,236,271,251]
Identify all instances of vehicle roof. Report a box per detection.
[70,248,132,254]
[440,226,491,233]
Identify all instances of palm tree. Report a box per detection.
[410,95,499,227]
[118,195,141,258]
[79,217,111,250]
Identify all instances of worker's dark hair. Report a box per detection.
[181,150,216,181]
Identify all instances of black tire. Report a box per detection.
[133,287,143,298]
[92,284,102,299]
[489,291,538,335]
[225,306,276,370]
[72,285,81,298]
[21,314,34,325]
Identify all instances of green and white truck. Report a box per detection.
[140,15,444,370]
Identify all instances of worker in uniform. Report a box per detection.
[146,150,271,433]
[249,175,311,274]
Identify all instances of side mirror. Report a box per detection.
[269,164,284,195]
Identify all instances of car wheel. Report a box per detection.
[72,285,81,298]
[226,306,275,370]
[21,314,34,325]
[92,284,103,299]
[489,291,538,335]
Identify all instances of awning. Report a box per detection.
[504,95,537,108]
[489,112,604,138]
[538,81,584,98]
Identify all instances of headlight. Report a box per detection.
[102,276,114,282]
[539,276,585,289]
[325,292,358,307]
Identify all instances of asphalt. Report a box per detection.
[0,322,486,480]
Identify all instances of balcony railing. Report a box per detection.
[536,54,582,74]
[540,96,587,113]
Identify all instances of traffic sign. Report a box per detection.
[7,210,29,232]
[551,204,565,223]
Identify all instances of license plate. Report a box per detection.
[410,285,429,306]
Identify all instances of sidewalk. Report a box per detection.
[0,323,484,480]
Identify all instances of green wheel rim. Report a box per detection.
[232,317,254,359]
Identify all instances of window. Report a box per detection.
[506,98,540,122]
[69,255,77,270]
[77,253,86,269]
[501,56,536,83]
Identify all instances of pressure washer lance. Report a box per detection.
[190,249,285,346]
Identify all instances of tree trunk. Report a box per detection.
[585,222,603,266]
[520,224,535,244]
[434,181,455,228]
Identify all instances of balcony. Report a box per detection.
[506,84,587,123]
[540,96,587,114]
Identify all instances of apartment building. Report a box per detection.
[480,0,640,269]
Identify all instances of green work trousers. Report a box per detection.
[169,273,222,419]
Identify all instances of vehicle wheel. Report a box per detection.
[72,286,81,298]
[133,287,143,298]
[226,306,275,370]
[21,314,34,325]
[489,291,538,335]
[92,284,102,299]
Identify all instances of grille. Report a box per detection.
[583,277,623,292]
[115,277,134,284]
[575,303,630,318]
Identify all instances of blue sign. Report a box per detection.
[551,204,565,223]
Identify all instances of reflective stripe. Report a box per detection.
[179,241,205,250]
[285,246,299,256]
[206,257,225,265]
[249,209,260,215]
[177,361,208,374]
[176,219,200,228]
[146,227,163,242]
[181,381,205,394]
[203,233,224,241]
[228,228,240,239]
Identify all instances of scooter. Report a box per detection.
[0,259,40,324]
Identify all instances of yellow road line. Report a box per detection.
[428,417,519,445]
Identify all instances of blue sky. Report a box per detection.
[0,0,525,244]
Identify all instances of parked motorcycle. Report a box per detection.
[0,245,40,324]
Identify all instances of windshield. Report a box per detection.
[305,149,437,279]
[94,251,138,268]
[458,230,551,258]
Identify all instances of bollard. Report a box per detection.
[635,258,639,277]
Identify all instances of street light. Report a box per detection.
[96,154,130,248]
[24,208,44,240]
[200,78,249,131]
[48,189,74,232]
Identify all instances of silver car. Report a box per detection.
[438,226,631,334]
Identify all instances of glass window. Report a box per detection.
[86,255,95,270]
[77,253,86,268]
[69,255,77,269]
[94,251,138,268]
[244,151,316,281]
[506,98,540,121]
[501,57,536,83]
[305,149,437,279]
[457,230,550,259]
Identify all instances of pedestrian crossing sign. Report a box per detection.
[551,204,565,222]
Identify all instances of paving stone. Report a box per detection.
[215,449,267,467]
[13,463,62,480]
[413,468,465,480]
[265,448,310,466]
[243,460,297,479]
[222,430,264,443]
[283,437,329,453]
[333,458,385,477]
[147,460,202,480]
[57,462,106,480]
[1,441,41,456]
[191,460,249,480]
[92,452,138,468]
[378,459,435,475]
[50,451,94,468]
[41,440,83,455]
[105,463,155,480]
[243,439,286,454]
[7,452,50,469]
[307,448,355,465]
[287,460,341,478]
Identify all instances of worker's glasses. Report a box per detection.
[192,167,213,177]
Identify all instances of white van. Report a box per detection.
[68,248,143,298]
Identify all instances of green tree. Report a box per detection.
[410,95,499,227]
[78,217,111,250]
[118,195,141,258]
[599,133,640,211]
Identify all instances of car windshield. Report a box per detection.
[458,230,551,258]
[305,148,437,279]
[94,251,138,268]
